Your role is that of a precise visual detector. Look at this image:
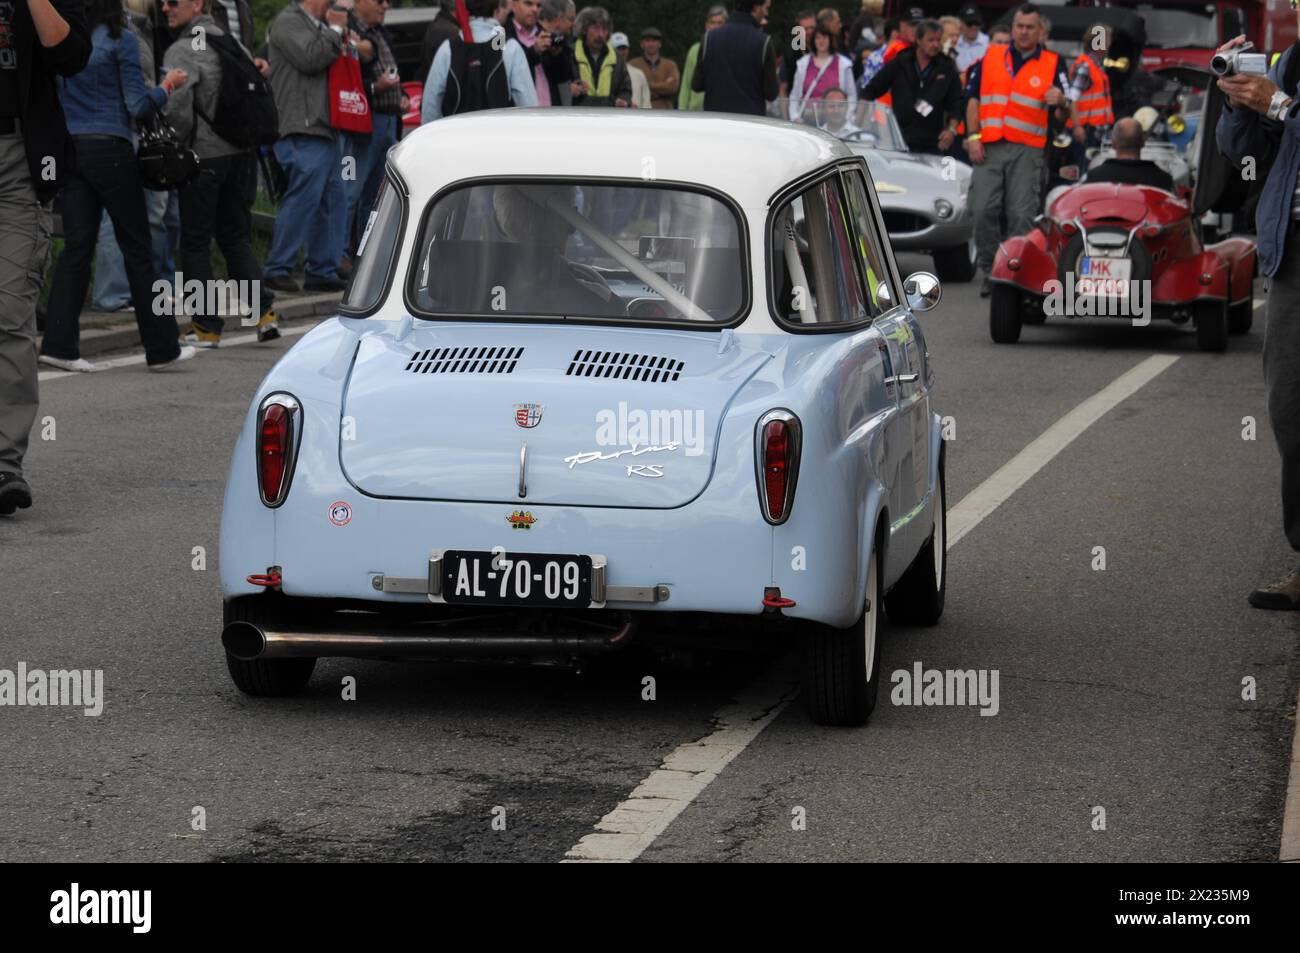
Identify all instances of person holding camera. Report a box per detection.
[1216,24,1300,609]
[534,0,575,105]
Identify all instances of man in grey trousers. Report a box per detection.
[963,3,1070,297]
[1217,25,1300,608]
[0,0,90,516]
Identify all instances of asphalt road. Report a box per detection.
[2,253,1296,862]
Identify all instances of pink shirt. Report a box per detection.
[513,23,551,107]
[802,56,840,101]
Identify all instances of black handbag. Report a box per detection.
[136,102,200,191]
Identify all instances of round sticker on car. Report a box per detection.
[328,501,352,526]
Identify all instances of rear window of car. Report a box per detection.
[407,181,748,326]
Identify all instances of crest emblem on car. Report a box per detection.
[514,403,543,428]
[507,510,537,530]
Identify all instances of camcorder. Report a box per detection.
[1211,42,1269,77]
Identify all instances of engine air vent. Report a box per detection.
[404,346,524,374]
[566,350,685,382]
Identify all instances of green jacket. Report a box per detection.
[679,41,704,110]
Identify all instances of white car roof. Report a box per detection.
[389,109,853,209]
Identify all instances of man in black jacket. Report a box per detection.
[418,4,463,83]
[860,19,963,154]
[692,0,778,116]
[0,0,91,517]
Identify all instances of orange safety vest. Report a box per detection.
[878,37,912,108]
[977,43,1060,148]
[1071,53,1113,127]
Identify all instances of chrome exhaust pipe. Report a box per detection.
[221,619,635,661]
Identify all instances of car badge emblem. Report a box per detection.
[514,403,543,428]
[507,510,537,530]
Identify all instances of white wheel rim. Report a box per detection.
[934,478,945,588]
[864,554,878,683]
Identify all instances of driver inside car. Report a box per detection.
[491,184,615,316]
[1082,117,1175,192]
[818,89,862,137]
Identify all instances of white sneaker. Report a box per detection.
[148,345,198,371]
[38,354,97,372]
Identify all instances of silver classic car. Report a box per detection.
[771,98,975,282]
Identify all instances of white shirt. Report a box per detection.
[421,16,539,122]
[955,32,989,73]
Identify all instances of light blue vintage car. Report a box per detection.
[219,110,947,726]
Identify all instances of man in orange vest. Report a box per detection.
[1067,21,1115,149]
[963,2,1071,296]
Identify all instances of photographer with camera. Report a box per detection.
[1216,19,1300,609]
[535,0,575,105]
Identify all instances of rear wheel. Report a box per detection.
[932,239,976,283]
[990,283,1024,343]
[885,455,946,626]
[1195,299,1228,352]
[223,595,316,696]
[804,546,884,726]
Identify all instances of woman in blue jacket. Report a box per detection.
[39,0,192,371]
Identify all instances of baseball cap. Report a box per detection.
[959,5,983,25]
[906,6,925,22]
[641,27,663,40]
[611,32,630,49]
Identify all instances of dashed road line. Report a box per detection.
[564,352,1182,863]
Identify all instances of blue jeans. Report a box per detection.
[357,113,398,244]
[340,127,372,249]
[92,188,171,310]
[264,134,346,281]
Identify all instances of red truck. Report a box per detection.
[1134,0,1298,71]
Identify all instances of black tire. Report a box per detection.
[1022,297,1048,325]
[804,544,885,727]
[1195,299,1228,353]
[989,283,1023,343]
[932,240,976,283]
[885,455,946,626]
[223,595,316,696]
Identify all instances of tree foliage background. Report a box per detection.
[247,1,869,63]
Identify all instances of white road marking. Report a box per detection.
[37,324,315,382]
[564,352,1182,863]
[947,354,1180,547]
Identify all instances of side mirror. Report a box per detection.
[903,271,941,312]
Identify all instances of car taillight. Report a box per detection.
[257,394,301,507]
[755,410,801,525]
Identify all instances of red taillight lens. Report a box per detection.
[763,421,790,520]
[259,402,291,505]
[1061,221,1079,236]
[757,411,800,524]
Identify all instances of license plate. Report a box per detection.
[441,551,593,607]
[1077,256,1131,296]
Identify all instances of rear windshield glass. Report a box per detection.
[408,182,746,324]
